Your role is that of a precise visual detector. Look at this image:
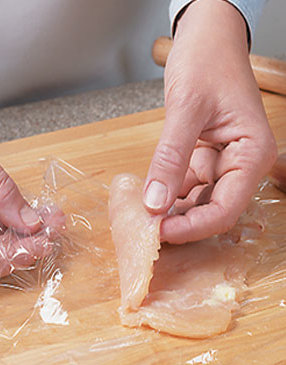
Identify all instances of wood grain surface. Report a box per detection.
[0,92,286,365]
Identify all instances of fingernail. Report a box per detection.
[20,206,40,227]
[144,181,167,209]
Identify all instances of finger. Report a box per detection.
[0,222,6,235]
[0,231,53,278]
[143,65,210,214]
[37,204,66,232]
[170,184,213,215]
[143,128,199,214]
[178,144,218,198]
[215,137,277,181]
[161,169,259,244]
[178,167,199,198]
[0,166,41,234]
[190,145,218,184]
[193,183,214,206]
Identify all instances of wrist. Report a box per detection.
[175,0,249,55]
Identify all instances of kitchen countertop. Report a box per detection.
[2,91,286,364]
[0,79,164,143]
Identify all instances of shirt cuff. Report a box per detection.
[169,0,267,47]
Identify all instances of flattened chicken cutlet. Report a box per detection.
[109,173,248,338]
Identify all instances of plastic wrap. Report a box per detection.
[1,157,286,364]
[0,158,117,356]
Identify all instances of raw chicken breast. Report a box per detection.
[109,174,248,338]
[109,174,163,311]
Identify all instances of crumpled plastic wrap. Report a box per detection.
[1,155,286,364]
[0,158,115,354]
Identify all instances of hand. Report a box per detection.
[0,165,41,233]
[0,204,65,278]
[0,165,64,277]
[143,0,277,243]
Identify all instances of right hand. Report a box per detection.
[143,0,277,244]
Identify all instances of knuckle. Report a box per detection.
[0,167,18,205]
[257,134,278,173]
[243,131,278,176]
[153,143,187,173]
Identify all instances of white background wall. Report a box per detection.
[253,0,286,60]
[0,0,169,106]
[0,1,284,106]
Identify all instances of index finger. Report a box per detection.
[160,169,260,244]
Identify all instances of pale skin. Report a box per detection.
[0,160,68,277]
[0,0,277,271]
[0,166,64,277]
[143,0,277,244]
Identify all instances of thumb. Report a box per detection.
[143,81,204,214]
[0,166,41,233]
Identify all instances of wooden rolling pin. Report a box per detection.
[152,36,286,97]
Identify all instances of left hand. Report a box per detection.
[0,204,65,278]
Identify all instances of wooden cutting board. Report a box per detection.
[1,91,286,365]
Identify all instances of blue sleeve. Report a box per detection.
[169,0,267,46]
